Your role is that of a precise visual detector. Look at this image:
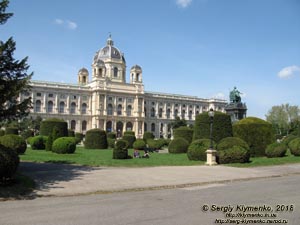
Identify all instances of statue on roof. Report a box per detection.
[229,86,242,103]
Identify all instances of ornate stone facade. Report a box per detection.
[21,36,227,138]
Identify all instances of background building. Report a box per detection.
[21,36,227,138]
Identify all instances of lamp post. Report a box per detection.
[206,108,217,166]
[208,108,215,149]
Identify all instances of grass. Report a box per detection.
[20,146,204,167]
[0,173,35,200]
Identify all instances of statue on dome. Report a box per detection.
[229,86,242,103]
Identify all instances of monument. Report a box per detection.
[225,87,247,122]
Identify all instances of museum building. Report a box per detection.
[20,36,227,138]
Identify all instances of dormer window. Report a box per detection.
[113,67,118,78]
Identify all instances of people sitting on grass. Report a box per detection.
[142,150,150,158]
[133,149,140,158]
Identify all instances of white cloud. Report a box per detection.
[54,18,77,30]
[213,92,226,99]
[278,65,300,79]
[176,0,192,8]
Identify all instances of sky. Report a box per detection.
[1,0,300,119]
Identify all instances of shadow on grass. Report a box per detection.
[1,161,102,200]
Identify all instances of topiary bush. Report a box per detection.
[124,131,135,136]
[30,136,47,150]
[0,144,20,182]
[107,132,116,139]
[40,118,68,137]
[68,129,75,137]
[143,131,155,142]
[217,137,250,151]
[84,129,108,149]
[133,139,146,150]
[147,139,164,152]
[122,135,136,148]
[193,112,233,143]
[0,134,27,154]
[217,146,250,164]
[52,137,76,154]
[107,138,115,149]
[282,134,298,147]
[174,127,194,144]
[75,132,84,144]
[265,142,287,158]
[168,138,189,154]
[187,139,215,161]
[0,130,5,136]
[113,139,129,159]
[5,127,18,135]
[288,137,300,156]
[20,129,34,140]
[233,117,275,157]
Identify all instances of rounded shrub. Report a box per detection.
[122,135,136,148]
[30,136,47,150]
[0,144,20,182]
[40,118,68,137]
[233,117,275,157]
[0,134,27,154]
[0,130,5,136]
[52,137,76,154]
[107,138,115,149]
[168,138,189,154]
[20,129,34,140]
[143,132,155,142]
[217,137,250,151]
[187,139,214,161]
[217,146,250,164]
[107,132,116,139]
[113,139,129,159]
[193,112,233,143]
[5,127,18,135]
[288,137,300,156]
[282,134,298,147]
[133,139,146,150]
[75,132,84,144]
[147,139,164,151]
[84,129,108,149]
[68,129,75,137]
[265,142,287,158]
[124,131,135,136]
[174,127,194,144]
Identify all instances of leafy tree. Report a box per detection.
[266,104,300,135]
[170,116,187,129]
[0,0,32,123]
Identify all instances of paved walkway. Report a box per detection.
[19,162,300,197]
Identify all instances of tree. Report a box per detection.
[170,116,187,129]
[266,104,300,135]
[0,0,32,123]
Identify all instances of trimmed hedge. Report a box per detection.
[122,135,136,148]
[84,129,108,149]
[193,112,233,143]
[75,132,84,144]
[52,137,76,154]
[147,139,164,151]
[30,136,47,150]
[113,139,129,159]
[5,127,18,135]
[107,138,115,149]
[124,131,135,136]
[143,132,155,142]
[0,144,20,182]
[217,137,249,151]
[187,139,214,161]
[233,117,275,157]
[174,127,193,144]
[40,118,68,137]
[265,142,287,158]
[168,138,189,154]
[0,130,5,136]
[288,137,300,156]
[0,134,27,154]
[217,146,250,164]
[133,139,146,150]
[282,134,298,147]
[107,132,116,139]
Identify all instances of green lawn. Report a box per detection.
[20,146,300,168]
[20,146,204,167]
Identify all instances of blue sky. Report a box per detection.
[2,0,300,119]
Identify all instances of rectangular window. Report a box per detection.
[82,96,88,101]
[36,93,41,97]
[60,94,66,99]
[108,96,113,101]
[118,97,122,102]
[73,95,77,99]
[48,93,54,98]
[127,98,133,103]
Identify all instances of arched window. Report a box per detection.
[182,110,185,119]
[107,104,113,115]
[59,102,65,113]
[106,121,112,132]
[151,107,155,117]
[35,100,41,112]
[71,120,76,130]
[70,102,76,114]
[82,120,87,131]
[158,108,163,118]
[127,105,132,116]
[47,101,53,113]
[144,107,147,117]
[174,109,178,118]
[189,110,193,120]
[113,67,118,78]
[117,104,122,115]
[81,103,87,114]
[144,122,148,132]
[166,108,171,119]
[151,123,155,132]
[126,122,133,131]
[196,110,199,115]
[99,68,103,76]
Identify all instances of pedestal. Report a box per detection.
[206,149,218,166]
